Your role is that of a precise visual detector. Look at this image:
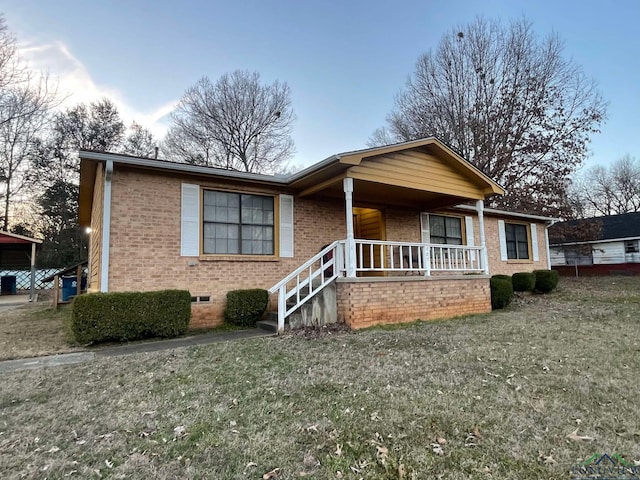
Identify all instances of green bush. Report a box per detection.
[71,290,191,344]
[491,274,512,282]
[224,289,269,327]
[512,272,536,292]
[490,276,513,310]
[533,269,559,293]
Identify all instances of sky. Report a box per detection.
[3,0,640,171]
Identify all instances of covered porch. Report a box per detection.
[269,138,505,331]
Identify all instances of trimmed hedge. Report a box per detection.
[224,289,269,327]
[71,290,191,344]
[512,272,536,292]
[533,269,559,293]
[491,274,512,283]
[490,276,513,310]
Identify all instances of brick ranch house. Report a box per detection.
[78,137,555,331]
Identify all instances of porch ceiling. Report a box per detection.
[300,177,477,210]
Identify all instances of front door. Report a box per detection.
[353,207,385,276]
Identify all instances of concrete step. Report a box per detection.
[256,319,278,333]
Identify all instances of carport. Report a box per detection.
[0,231,42,301]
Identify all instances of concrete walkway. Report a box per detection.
[0,294,32,312]
[0,329,274,374]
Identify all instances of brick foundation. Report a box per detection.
[335,275,491,329]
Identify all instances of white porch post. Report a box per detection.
[344,178,356,277]
[476,199,490,274]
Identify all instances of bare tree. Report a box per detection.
[164,70,295,173]
[366,126,397,148]
[0,15,57,230]
[374,17,606,215]
[123,121,156,157]
[572,156,640,216]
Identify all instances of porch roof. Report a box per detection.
[288,138,505,208]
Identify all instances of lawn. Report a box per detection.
[0,304,82,361]
[1,277,639,479]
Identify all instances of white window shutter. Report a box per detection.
[420,213,430,243]
[498,219,508,261]
[465,216,475,246]
[279,194,294,257]
[465,216,476,261]
[530,223,539,261]
[181,184,200,257]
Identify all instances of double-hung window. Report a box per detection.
[429,215,463,245]
[202,190,274,255]
[505,223,529,260]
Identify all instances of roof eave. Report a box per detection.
[78,151,289,186]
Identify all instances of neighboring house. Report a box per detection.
[78,137,555,331]
[549,212,640,276]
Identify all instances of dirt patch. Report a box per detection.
[285,322,353,339]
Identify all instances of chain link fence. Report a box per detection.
[0,269,61,290]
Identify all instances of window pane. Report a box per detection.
[517,240,529,259]
[429,216,445,237]
[506,241,517,259]
[505,224,515,242]
[445,217,462,238]
[203,222,239,254]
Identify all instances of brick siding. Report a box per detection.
[336,276,491,329]
[106,166,346,328]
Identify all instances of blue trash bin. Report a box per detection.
[0,275,17,295]
[61,276,78,302]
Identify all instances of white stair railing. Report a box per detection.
[268,241,345,333]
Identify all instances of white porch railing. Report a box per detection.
[268,239,485,333]
[354,239,485,274]
[268,240,345,333]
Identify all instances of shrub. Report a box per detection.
[490,276,513,310]
[71,290,191,344]
[533,269,559,293]
[512,272,536,292]
[224,289,269,327]
[491,274,512,282]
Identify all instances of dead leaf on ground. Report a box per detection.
[431,443,444,456]
[334,444,343,457]
[173,426,187,439]
[376,445,388,464]
[538,451,557,465]
[566,429,594,442]
[263,467,281,479]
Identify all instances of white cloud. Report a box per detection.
[17,40,176,139]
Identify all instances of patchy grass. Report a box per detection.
[0,304,248,359]
[0,304,82,360]
[0,276,639,479]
